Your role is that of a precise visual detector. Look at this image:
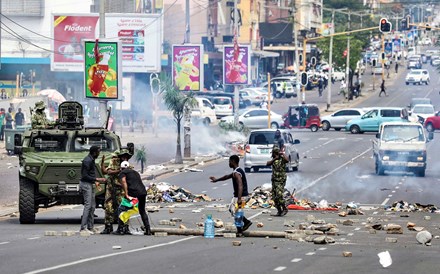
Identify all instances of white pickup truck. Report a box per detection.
[372,121,433,177]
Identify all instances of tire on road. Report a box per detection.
[310,124,319,132]
[19,177,36,224]
[321,121,331,131]
[350,125,361,134]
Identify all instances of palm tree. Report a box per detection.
[135,145,147,173]
[160,75,197,164]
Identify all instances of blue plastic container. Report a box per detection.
[204,214,215,238]
[234,209,244,228]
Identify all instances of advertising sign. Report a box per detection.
[223,44,251,85]
[84,40,122,100]
[105,14,162,73]
[321,23,333,36]
[384,42,393,57]
[392,38,401,52]
[52,14,99,72]
[172,45,203,91]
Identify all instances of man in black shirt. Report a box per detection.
[209,155,252,237]
[114,161,151,235]
[14,108,25,126]
[80,145,106,234]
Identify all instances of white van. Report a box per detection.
[192,97,218,125]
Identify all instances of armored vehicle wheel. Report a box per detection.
[19,177,36,224]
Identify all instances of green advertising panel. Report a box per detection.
[84,40,121,99]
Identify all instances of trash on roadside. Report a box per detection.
[146,182,214,203]
[416,231,432,245]
[386,200,439,213]
[378,251,392,268]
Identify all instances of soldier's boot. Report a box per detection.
[100,224,113,234]
[280,204,288,216]
[112,220,125,235]
[123,224,132,235]
[142,225,152,236]
[274,205,283,216]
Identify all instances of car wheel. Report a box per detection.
[426,122,434,132]
[245,100,251,107]
[270,122,279,129]
[286,157,292,172]
[202,118,211,126]
[286,95,292,99]
[350,125,361,134]
[321,121,331,131]
[335,128,342,131]
[406,82,409,85]
[426,79,430,85]
[291,154,299,172]
[244,167,251,173]
[415,168,425,177]
[310,125,319,132]
[275,92,283,99]
[253,167,260,172]
[238,122,245,131]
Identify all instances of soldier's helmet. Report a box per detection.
[111,150,120,158]
[119,149,133,160]
[35,101,46,110]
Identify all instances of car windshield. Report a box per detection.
[382,125,424,142]
[213,98,230,105]
[413,106,434,114]
[72,135,115,152]
[410,71,421,75]
[249,132,278,145]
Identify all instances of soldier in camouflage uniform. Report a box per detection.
[100,151,125,234]
[267,145,289,216]
[31,101,54,129]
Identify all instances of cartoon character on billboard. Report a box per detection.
[86,42,117,98]
[225,50,247,84]
[174,53,200,90]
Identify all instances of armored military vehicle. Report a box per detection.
[16,101,133,224]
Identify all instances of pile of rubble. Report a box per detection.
[244,184,339,210]
[385,200,440,213]
[146,182,214,203]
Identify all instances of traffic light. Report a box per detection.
[300,72,308,86]
[372,59,377,67]
[381,52,385,61]
[425,23,431,31]
[310,56,317,67]
[379,18,392,33]
[405,15,411,30]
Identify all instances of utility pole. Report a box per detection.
[233,0,239,126]
[345,11,351,100]
[183,0,191,158]
[98,0,108,128]
[326,10,335,111]
[291,5,301,105]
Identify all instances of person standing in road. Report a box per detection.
[274,129,285,152]
[318,77,323,97]
[14,108,25,127]
[100,151,124,234]
[0,108,5,141]
[395,62,399,73]
[210,155,252,237]
[5,108,13,129]
[379,79,387,97]
[80,145,106,234]
[267,145,289,216]
[114,160,151,235]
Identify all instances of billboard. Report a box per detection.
[52,13,162,73]
[223,44,251,85]
[84,40,122,100]
[105,14,162,73]
[392,38,401,52]
[384,41,393,58]
[52,14,99,72]
[172,45,203,91]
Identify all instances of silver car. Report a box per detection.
[220,108,283,130]
[244,129,300,172]
[321,108,365,131]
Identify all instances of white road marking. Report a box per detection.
[274,266,286,271]
[291,258,302,263]
[392,190,396,193]
[354,227,360,231]
[398,182,403,185]
[0,241,10,245]
[222,183,228,186]
[27,237,40,240]
[212,187,218,190]
[340,238,346,241]
[296,148,372,193]
[388,194,393,198]
[348,233,354,236]
[201,190,207,193]
[22,237,197,274]
[395,186,400,189]
[381,198,390,206]
[373,211,378,215]
[305,252,315,256]
[318,247,327,251]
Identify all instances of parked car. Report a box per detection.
[405,69,430,85]
[410,104,435,122]
[371,65,383,75]
[219,108,283,130]
[244,129,300,173]
[193,91,246,110]
[345,107,404,134]
[408,98,432,109]
[211,96,233,118]
[191,97,218,125]
[431,56,440,66]
[239,88,268,106]
[424,111,440,132]
[321,108,365,131]
[420,37,432,46]
[260,77,297,98]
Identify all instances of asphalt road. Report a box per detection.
[2,58,440,273]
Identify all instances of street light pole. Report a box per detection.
[345,11,351,99]
[292,5,301,105]
[326,10,335,111]
[98,0,108,128]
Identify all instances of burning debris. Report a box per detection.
[146,182,214,203]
